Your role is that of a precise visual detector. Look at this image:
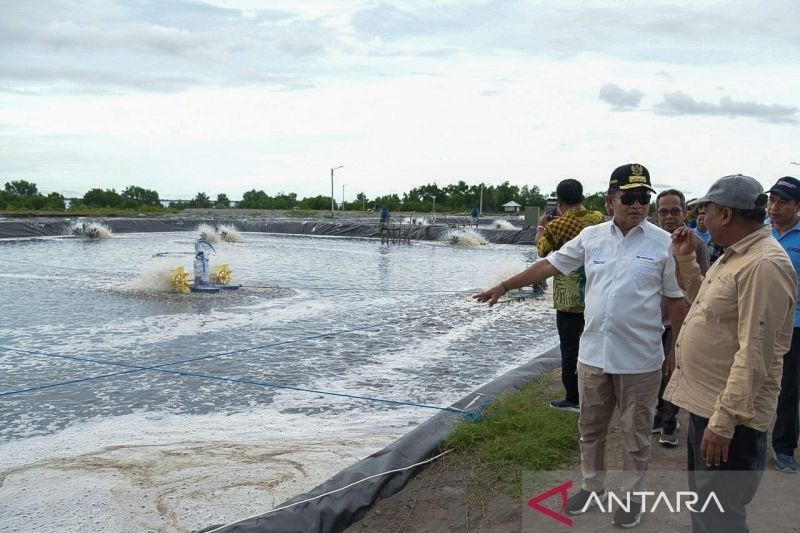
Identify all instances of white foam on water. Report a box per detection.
[0,406,414,533]
[197,223,221,244]
[218,224,245,243]
[69,221,113,239]
[492,219,516,230]
[128,261,185,293]
[445,228,488,246]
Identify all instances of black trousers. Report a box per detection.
[773,327,800,455]
[655,327,680,432]
[556,310,583,404]
[687,413,766,533]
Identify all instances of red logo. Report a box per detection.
[527,480,573,526]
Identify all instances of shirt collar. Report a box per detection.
[771,216,800,237]
[610,218,648,236]
[562,206,586,217]
[727,224,773,255]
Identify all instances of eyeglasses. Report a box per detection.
[613,192,651,206]
[657,207,684,216]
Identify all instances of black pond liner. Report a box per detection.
[199,347,561,533]
[0,218,536,244]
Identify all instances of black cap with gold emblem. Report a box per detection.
[608,163,656,193]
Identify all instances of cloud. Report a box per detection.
[351,3,424,39]
[655,91,799,124]
[598,83,644,110]
[349,1,800,65]
[0,65,203,93]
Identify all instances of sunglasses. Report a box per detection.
[613,192,651,206]
[657,207,684,216]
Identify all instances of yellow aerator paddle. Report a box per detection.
[170,266,190,293]
[211,264,232,285]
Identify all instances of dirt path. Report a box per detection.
[347,379,799,533]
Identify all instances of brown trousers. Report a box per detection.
[577,362,662,494]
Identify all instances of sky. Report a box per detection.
[1,0,799,202]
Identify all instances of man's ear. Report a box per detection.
[719,206,733,226]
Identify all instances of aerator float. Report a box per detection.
[168,239,240,294]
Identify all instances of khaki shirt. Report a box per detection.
[664,225,796,438]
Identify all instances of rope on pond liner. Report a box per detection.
[203,448,454,533]
[0,318,473,417]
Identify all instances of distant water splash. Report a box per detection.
[218,224,245,243]
[399,217,430,226]
[69,221,113,239]
[197,223,220,244]
[446,228,488,246]
[492,219,516,230]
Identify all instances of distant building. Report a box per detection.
[502,200,522,213]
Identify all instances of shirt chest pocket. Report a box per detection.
[698,275,737,321]
[631,258,661,288]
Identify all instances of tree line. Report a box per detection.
[1,178,610,214]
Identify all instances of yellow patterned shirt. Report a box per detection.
[536,207,605,312]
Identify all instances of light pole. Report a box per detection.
[342,184,346,210]
[479,184,484,215]
[330,165,343,219]
[432,195,436,222]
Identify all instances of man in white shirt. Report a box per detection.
[475,163,687,529]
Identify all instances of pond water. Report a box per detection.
[0,231,557,532]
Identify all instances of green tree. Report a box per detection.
[239,189,270,209]
[189,192,213,208]
[4,180,38,198]
[81,188,123,208]
[121,185,161,207]
[272,192,298,210]
[445,181,472,211]
[299,194,334,210]
[584,191,607,214]
[373,194,401,211]
[355,192,368,210]
[215,193,231,208]
[44,192,66,210]
[518,184,546,208]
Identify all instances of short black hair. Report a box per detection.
[556,179,584,205]
[731,207,767,223]
[656,189,686,210]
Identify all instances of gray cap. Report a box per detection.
[691,174,767,210]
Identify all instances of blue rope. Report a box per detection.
[0,320,469,416]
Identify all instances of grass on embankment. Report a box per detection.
[443,371,580,494]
